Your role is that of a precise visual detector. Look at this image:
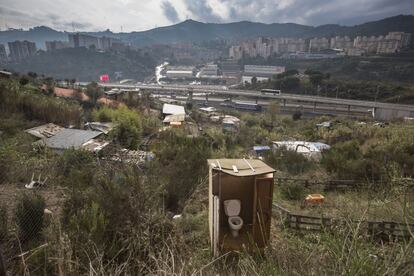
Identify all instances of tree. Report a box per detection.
[309,73,324,87]
[85,81,103,106]
[109,106,143,149]
[266,101,280,127]
[292,110,302,121]
[19,76,29,86]
[251,76,258,85]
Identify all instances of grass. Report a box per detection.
[273,185,414,223]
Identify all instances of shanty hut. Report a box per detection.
[208,159,275,257]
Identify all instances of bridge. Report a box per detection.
[98,83,414,120]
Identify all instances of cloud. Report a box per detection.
[161,1,180,23]
[0,0,413,32]
[183,0,222,22]
[181,0,414,26]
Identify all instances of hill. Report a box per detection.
[4,47,157,81]
[1,15,414,48]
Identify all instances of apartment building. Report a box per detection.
[0,44,7,64]
[8,40,37,62]
[230,31,411,59]
[45,40,70,51]
[69,33,99,48]
[68,34,124,51]
[309,37,330,52]
[330,36,354,49]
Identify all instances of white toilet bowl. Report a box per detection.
[224,199,244,237]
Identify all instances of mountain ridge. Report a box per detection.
[1,14,413,49]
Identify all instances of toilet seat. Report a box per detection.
[228,216,243,229]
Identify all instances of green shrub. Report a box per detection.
[292,111,302,121]
[58,148,95,177]
[280,182,305,200]
[265,148,314,175]
[15,193,46,241]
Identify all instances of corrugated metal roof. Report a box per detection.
[42,129,102,150]
[208,159,275,177]
[162,104,185,115]
[163,114,185,123]
[272,141,330,153]
[253,146,271,151]
[25,123,65,139]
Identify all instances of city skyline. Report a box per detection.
[0,0,414,32]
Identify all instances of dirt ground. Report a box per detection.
[0,183,67,220]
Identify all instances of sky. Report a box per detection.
[0,0,413,32]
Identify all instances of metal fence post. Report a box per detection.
[0,244,6,276]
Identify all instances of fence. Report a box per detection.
[272,203,414,240]
[274,177,360,190]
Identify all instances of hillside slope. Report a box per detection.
[4,47,157,81]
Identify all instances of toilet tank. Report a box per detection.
[223,199,241,216]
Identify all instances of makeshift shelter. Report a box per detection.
[162,103,185,116]
[25,123,64,138]
[208,159,276,257]
[33,128,105,153]
[253,146,271,158]
[272,141,330,160]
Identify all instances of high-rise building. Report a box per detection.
[68,33,99,49]
[45,40,70,51]
[0,44,7,64]
[8,40,37,62]
[309,37,330,52]
[68,34,123,51]
[330,36,354,50]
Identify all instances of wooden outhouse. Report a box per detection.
[208,159,276,257]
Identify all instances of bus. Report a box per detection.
[261,89,281,95]
[233,101,262,112]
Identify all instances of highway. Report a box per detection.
[99,83,414,112]
[96,82,414,119]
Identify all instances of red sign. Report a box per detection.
[99,74,109,82]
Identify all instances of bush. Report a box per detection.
[265,148,314,175]
[292,111,302,121]
[92,106,143,149]
[15,193,46,241]
[151,130,211,211]
[280,182,305,200]
[58,148,95,177]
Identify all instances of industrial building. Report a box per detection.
[165,66,195,79]
[242,65,285,83]
[199,64,218,77]
[220,60,241,77]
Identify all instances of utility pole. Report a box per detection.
[374,85,379,106]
